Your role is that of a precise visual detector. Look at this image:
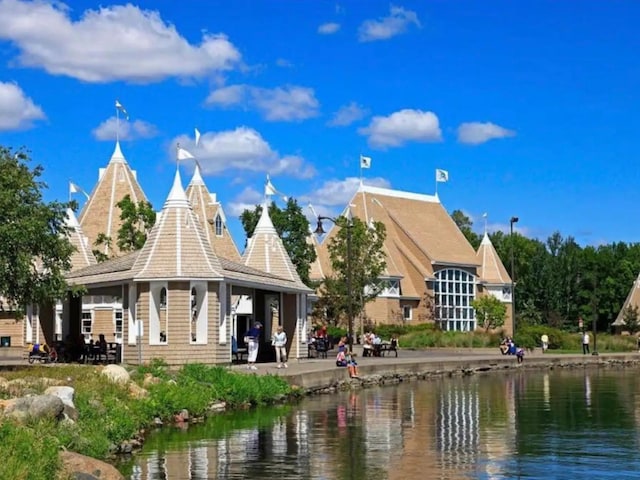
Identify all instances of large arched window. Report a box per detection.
[433,268,476,331]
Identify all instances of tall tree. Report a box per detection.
[0,147,75,314]
[450,209,481,249]
[240,199,317,285]
[315,216,387,328]
[116,194,156,252]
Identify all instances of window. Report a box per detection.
[380,279,400,297]
[114,310,123,343]
[403,305,412,321]
[159,288,167,309]
[190,281,208,344]
[81,311,92,342]
[214,214,223,237]
[190,287,197,342]
[434,269,476,331]
[118,169,125,182]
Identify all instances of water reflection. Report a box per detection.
[125,369,640,479]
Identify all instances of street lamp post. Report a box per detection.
[314,213,354,351]
[510,216,519,338]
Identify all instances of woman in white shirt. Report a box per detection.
[272,325,288,369]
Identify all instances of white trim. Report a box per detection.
[359,184,439,203]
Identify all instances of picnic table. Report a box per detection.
[372,340,399,358]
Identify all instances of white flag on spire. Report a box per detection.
[360,155,372,169]
[265,175,277,196]
[69,181,90,200]
[436,168,449,183]
[177,146,195,160]
[115,100,129,120]
[195,128,201,147]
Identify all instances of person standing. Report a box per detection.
[541,333,549,353]
[582,331,590,355]
[245,322,262,370]
[272,325,288,369]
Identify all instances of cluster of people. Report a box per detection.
[362,331,382,357]
[500,336,525,363]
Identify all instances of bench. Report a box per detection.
[373,340,398,358]
[308,338,329,359]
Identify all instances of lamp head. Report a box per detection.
[314,219,326,235]
[510,216,519,224]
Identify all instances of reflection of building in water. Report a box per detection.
[481,375,517,479]
[436,382,480,469]
[363,390,404,468]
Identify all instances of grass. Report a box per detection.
[0,361,296,480]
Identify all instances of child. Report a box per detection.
[516,347,525,364]
[346,350,359,378]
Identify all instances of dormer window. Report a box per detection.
[214,214,223,237]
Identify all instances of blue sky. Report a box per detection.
[1,0,639,248]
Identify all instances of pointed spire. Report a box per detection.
[254,202,276,235]
[164,169,189,208]
[188,161,205,186]
[109,141,126,164]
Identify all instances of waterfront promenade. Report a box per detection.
[2,346,639,392]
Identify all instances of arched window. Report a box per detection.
[433,268,476,331]
[159,288,167,309]
[214,214,223,237]
[190,287,197,342]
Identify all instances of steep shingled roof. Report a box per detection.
[131,169,223,280]
[476,233,511,285]
[78,141,147,256]
[316,183,479,298]
[242,202,307,289]
[614,272,640,326]
[185,164,241,261]
[65,208,97,271]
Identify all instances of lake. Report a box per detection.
[120,367,640,479]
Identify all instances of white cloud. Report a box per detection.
[318,22,340,34]
[328,102,369,127]
[301,176,392,220]
[92,117,158,141]
[172,127,316,178]
[457,122,516,145]
[227,186,263,217]
[0,0,242,83]
[206,84,319,121]
[358,5,421,42]
[359,109,442,148]
[0,81,45,130]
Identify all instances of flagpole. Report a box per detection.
[359,154,363,184]
[68,180,71,202]
[115,102,119,144]
[435,174,438,197]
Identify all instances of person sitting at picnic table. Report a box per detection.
[363,332,374,357]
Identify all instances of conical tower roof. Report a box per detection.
[185,164,241,261]
[78,141,148,256]
[65,208,97,271]
[131,169,223,279]
[614,272,640,326]
[242,202,306,287]
[476,232,511,285]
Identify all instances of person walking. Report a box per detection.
[245,322,262,370]
[272,325,288,369]
[582,331,590,355]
